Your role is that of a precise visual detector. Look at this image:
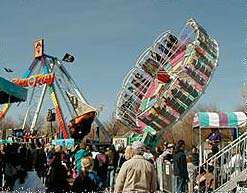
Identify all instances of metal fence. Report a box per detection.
[156,158,175,193]
[199,131,247,192]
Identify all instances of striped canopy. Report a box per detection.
[0,77,27,104]
[193,112,247,128]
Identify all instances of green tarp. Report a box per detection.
[0,77,27,104]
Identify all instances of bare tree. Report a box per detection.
[17,113,48,136]
[161,104,221,149]
[0,116,16,138]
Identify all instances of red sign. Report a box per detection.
[12,73,55,87]
[34,39,44,58]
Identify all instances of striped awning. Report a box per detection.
[193,112,247,128]
[0,77,27,104]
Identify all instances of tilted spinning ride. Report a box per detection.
[0,40,109,141]
[115,18,219,147]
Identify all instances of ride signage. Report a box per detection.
[12,73,55,87]
[112,137,127,150]
[34,39,44,58]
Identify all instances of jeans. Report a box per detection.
[176,176,187,193]
[107,166,115,188]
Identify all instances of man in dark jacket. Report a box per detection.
[173,140,189,193]
[33,142,47,181]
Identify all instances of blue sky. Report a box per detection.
[0,0,246,122]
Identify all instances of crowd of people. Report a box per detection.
[0,128,242,193]
[159,129,244,193]
[157,130,222,193]
[0,141,117,192]
[0,139,158,193]
[0,137,187,193]
[0,138,191,192]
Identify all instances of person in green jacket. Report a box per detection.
[74,143,91,175]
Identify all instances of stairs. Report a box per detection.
[214,168,247,192]
[199,131,247,192]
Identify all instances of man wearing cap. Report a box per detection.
[115,141,156,193]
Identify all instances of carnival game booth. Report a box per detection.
[193,112,247,164]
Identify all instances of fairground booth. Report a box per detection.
[192,112,247,164]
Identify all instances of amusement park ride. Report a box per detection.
[0,39,110,142]
[0,18,219,148]
[2,18,246,193]
[115,18,219,148]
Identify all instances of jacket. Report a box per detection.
[74,149,90,174]
[192,152,199,166]
[46,163,70,192]
[173,149,188,178]
[72,172,100,193]
[115,155,156,193]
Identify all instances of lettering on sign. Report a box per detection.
[113,138,127,149]
[34,39,44,58]
[12,73,55,87]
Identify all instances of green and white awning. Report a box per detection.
[0,77,27,104]
[193,112,247,128]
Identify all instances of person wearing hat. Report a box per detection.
[115,141,156,193]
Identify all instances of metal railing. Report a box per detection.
[156,158,175,193]
[156,158,197,193]
[198,132,247,192]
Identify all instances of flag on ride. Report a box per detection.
[62,53,75,63]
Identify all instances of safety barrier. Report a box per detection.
[198,132,247,192]
[156,158,175,193]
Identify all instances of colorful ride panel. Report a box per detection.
[12,73,55,87]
